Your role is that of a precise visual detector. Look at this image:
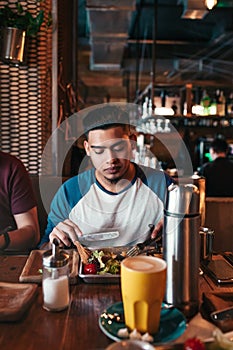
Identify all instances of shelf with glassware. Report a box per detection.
[135,84,233,129]
[136,114,233,135]
[134,112,233,172]
[134,85,233,170]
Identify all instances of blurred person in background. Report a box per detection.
[0,151,40,252]
[198,138,233,197]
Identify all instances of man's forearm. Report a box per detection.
[0,225,39,251]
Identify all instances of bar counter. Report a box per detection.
[0,254,233,350]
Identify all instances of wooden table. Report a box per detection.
[0,254,233,350]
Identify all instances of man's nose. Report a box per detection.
[106,149,117,162]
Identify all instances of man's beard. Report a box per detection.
[103,163,131,185]
[106,176,122,185]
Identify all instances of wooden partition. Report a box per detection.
[205,197,233,253]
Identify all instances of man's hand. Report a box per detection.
[49,219,82,247]
[150,219,163,240]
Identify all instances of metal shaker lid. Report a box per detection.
[43,250,69,268]
[165,183,200,216]
[43,239,69,268]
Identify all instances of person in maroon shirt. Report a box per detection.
[0,151,40,251]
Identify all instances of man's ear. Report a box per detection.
[129,133,137,151]
[84,140,90,156]
[129,133,137,142]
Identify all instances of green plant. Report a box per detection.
[0,1,50,37]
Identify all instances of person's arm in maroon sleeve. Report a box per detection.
[0,207,40,251]
[0,152,40,252]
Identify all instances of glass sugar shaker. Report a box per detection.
[42,238,70,312]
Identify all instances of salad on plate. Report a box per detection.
[82,249,127,275]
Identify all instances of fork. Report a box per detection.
[126,224,156,257]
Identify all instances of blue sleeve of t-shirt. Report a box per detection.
[39,185,73,245]
[137,165,175,203]
[39,170,94,246]
[39,177,81,245]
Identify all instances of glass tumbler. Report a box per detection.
[200,227,214,261]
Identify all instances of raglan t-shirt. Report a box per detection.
[0,151,36,231]
[40,164,173,247]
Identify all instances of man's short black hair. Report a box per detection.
[210,138,229,154]
[83,105,130,138]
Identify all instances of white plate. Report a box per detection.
[78,246,127,284]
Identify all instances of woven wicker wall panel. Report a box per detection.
[0,0,52,175]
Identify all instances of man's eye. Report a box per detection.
[94,149,104,154]
[113,145,125,152]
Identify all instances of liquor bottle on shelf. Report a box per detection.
[209,98,217,116]
[200,89,211,116]
[142,97,149,118]
[216,90,226,116]
[171,100,178,115]
[215,89,220,104]
[183,101,187,116]
[160,89,167,107]
[148,98,153,116]
[227,92,233,117]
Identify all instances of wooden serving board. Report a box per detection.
[0,282,38,322]
[19,249,79,285]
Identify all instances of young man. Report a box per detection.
[0,151,40,251]
[198,138,233,197]
[40,105,173,248]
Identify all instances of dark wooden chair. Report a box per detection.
[30,176,69,237]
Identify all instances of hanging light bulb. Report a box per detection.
[205,0,217,10]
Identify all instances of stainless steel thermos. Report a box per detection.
[163,183,201,318]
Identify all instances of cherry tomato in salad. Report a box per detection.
[184,338,206,350]
[83,263,98,275]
